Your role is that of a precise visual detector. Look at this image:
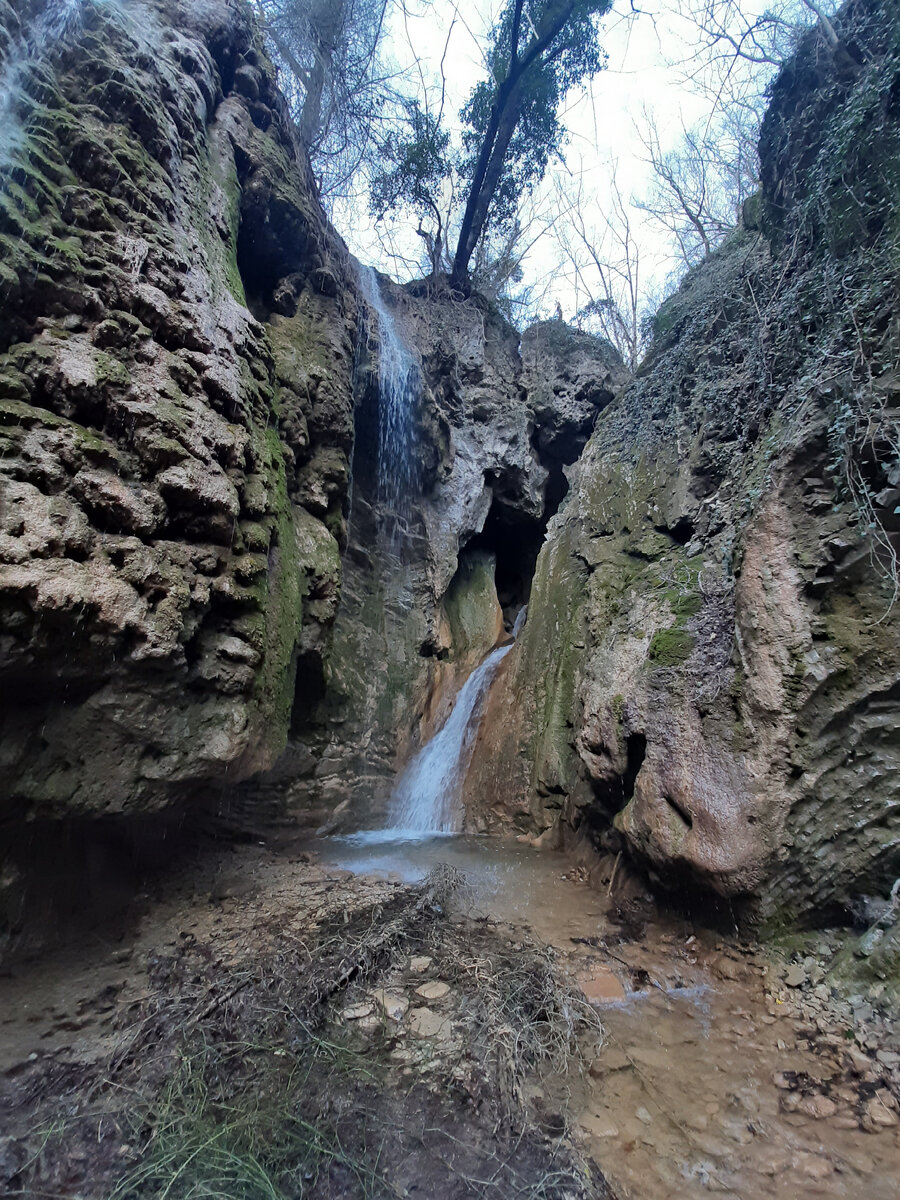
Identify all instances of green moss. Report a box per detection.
[206,146,247,306]
[647,627,696,667]
[442,549,500,662]
[672,591,703,619]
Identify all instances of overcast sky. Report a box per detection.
[330,0,771,319]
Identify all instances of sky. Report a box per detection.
[327,0,809,328]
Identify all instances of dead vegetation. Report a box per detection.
[1,863,614,1200]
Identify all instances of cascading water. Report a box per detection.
[385,606,528,837]
[0,0,89,171]
[357,265,419,541]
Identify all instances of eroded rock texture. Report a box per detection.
[268,286,626,825]
[0,0,355,818]
[469,0,900,924]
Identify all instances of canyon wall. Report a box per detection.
[0,0,625,839]
[0,0,356,819]
[468,0,900,925]
[255,294,625,827]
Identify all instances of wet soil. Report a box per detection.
[0,833,898,1199]
[321,835,900,1199]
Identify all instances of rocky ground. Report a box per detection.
[0,835,613,1199]
[0,835,897,1199]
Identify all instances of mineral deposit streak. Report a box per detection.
[388,608,527,835]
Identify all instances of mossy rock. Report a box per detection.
[647,627,695,668]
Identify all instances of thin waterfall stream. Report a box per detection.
[344,607,526,844]
[387,605,527,836]
[0,0,91,171]
[357,265,419,547]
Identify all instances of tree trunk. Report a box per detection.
[451,79,524,288]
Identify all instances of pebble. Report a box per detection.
[796,1094,837,1119]
[415,980,450,1001]
[784,964,807,988]
[406,1007,452,1041]
[408,956,432,974]
[844,1047,873,1074]
[636,1106,653,1125]
[861,1095,899,1131]
[795,1152,834,1180]
[371,990,409,1022]
[341,1002,374,1021]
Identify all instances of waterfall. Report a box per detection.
[0,0,88,171]
[386,606,528,837]
[357,265,419,536]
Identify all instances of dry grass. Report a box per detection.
[7,865,614,1200]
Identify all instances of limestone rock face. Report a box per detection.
[0,0,355,817]
[275,285,626,825]
[468,0,900,923]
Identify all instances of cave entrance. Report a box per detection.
[465,499,545,631]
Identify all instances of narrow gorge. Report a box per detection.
[0,0,898,1197]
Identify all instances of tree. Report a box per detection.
[675,0,838,75]
[633,0,842,272]
[450,0,613,289]
[256,0,398,205]
[555,171,652,370]
[369,100,452,278]
[636,111,757,270]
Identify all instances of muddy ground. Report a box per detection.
[0,833,898,1199]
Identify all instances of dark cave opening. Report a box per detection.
[579,731,648,849]
[465,500,545,630]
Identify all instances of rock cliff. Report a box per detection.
[256,287,625,826]
[469,0,900,925]
[3,0,896,941]
[0,0,356,819]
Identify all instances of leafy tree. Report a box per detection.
[451,0,613,289]
[369,100,452,277]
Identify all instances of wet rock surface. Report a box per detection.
[0,0,355,828]
[468,0,900,923]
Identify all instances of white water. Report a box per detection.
[0,0,88,171]
[377,606,528,838]
[357,265,419,531]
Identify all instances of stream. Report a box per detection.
[316,832,900,1200]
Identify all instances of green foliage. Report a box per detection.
[368,99,450,225]
[460,0,608,236]
[110,1041,386,1200]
